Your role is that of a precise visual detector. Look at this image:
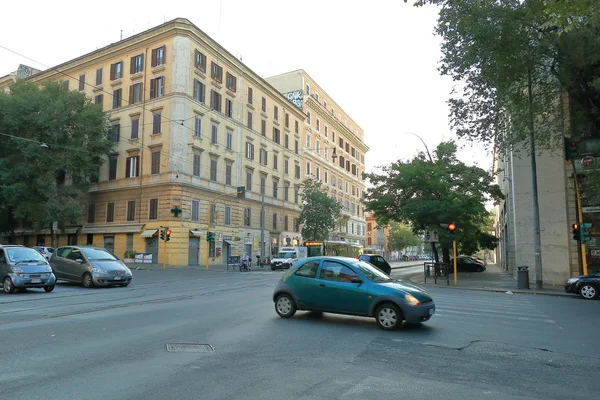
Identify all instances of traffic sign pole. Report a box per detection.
[452,240,458,285]
[574,170,589,275]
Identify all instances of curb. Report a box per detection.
[406,274,574,298]
[390,263,422,270]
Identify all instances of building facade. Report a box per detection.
[0,18,309,266]
[266,70,369,246]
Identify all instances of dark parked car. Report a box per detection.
[273,256,435,330]
[358,254,392,275]
[565,272,600,299]
[450,256,486,272]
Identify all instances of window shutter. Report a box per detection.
[135,156,140,177]
[210,90,214,109]
[129,85,134,104]
[151,48,157,67]
[193,81,198,100]
[130,56,135,74]
[150,78,156,98]
[139,54,144,71]
[139,83,143,101]
[161,46,166,64]
[110,63,115,80]
[126,158,131,178]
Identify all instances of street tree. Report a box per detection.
[0,80,114,245]
[363,141,503,263]
[298,178,342,241]
[387,222,421,253]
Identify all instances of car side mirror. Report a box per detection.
[76,259,85,264]
[350,277,363,284]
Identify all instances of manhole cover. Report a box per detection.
[166,343,215,352]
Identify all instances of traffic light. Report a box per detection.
[237,186,246,199]
[572,224,581,241]
[440,223,456,234]
[206,231,215,242]
[564,136,580,161]
[166,229,172,242]
[160,227,165,241]
[581,222,592,242]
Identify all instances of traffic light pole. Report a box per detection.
[205,190,245,270]
[574,173,589,275]
[452,240,458,285]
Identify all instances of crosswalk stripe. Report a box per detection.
[435,308,555,324]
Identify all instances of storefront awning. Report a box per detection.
[81,224,145,234]
[140,229,158,238]
[189,229,204,237]
[223,240,235,245]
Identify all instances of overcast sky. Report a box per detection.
[0,0,491,175]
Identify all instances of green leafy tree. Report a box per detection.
[364,141,503,263]
[0,80,114,245]
[298,178,342,241]
[387,222,421,252]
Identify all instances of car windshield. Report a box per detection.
[81,248,118,261]
[6,248,47,263]
[277,252,296,258]
[352,260,393,282]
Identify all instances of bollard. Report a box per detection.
[516,265,530,290]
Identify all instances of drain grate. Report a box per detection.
[166,343,215,353]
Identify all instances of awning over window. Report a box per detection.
[223,240,235,246]
[140,229,159,238]
[81,224,145,234]
[189,230,203,237]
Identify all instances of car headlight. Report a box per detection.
[567,278,579,284]
[12,267,24,273]
[405,294,422,306]
[91,268,107,275]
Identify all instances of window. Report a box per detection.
[295,140,299,154]
[151,46,166,67]
[285,113,289,128]
[320,261,358,282]
[306,161,311,175]
[149,199,158,220]
[151,151,160,174]
[247,111,253,130]
[316,166,320,181]
[194,116,202,138]
[110,61,123,80]
[126,155,139,178]
[193,154,201,177]
[284,183,289,201]
[191,200,199,221]
[295,120,299,134]
[261,97,266,113]
[108,156,117,180]
[332,131,336,142]
[306,111,311,124]
[211,124,218,144]
[244,208,251,226]
[273,154,278,170]
[211,62,223,82]
[316,140,320,154]
[131,118,139,139]
[129,82,142,104]
[150,76,164,98]
[195,50,206,71]
[272,179,279,199]
[95,68,103,86]
[224,206,231,225]
[260,149,267,166]
[294,187,299,204]
[284,134,289,149]
[78,74,85,91]
[274,105,279,120]
[210,158,217,181]
[127,200,136,221]
[226,72,237,92]
[225,98,233,118]
[152,112,162,134]
[130,53,144,74]
[61,80,69,90]
[210,90,222,112]
[106,203,115,223]
[306,132,310,148]
[88,204,96,223]
[225,163,232,185]
[246,142,254,160]
[324,170,328,184]
[272,212,278,230]
[295,164,300,179]
[294,217,299,232]
[260,175,266,195]
[112,88,122,109]
[295,260,318,278]
[273,128,280,144]
[261,120,266,136]
[111,124,120,142]
[248,87,253,104]
[226,130,233,150]
[284,159,289,175]
[316,119,320,131]
[284,215,289,231]
[324,125,328,138]
[94,94,103,106]
[246,170,252,190]
[193,79,206,103]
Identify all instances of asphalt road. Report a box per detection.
[1,265,599,400]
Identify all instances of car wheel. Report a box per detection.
[82,273,94,288]
[3,276,15,294]
[375,303,403,331]
[476,266,484,272]
[271,266,276,271]
[44,285,55,293]
[579,284,598,299]
[275,294,297,318]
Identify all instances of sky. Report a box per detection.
[0,0,492,175]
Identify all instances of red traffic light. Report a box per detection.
[447,223,456,232]
[166,229,172,235]
[572,223,579,230]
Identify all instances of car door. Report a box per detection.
[314,260,369,315]
[290,260,321,309]
[0,249,8,277]
[375,256,391,273]
[64,248,87,282]
[51,247,70,279]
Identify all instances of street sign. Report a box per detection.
[423,230,439,243]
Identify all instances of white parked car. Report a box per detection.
[33,246,55,261]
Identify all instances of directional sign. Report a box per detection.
[423,231,439,243]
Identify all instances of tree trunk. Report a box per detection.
[442,247,451,264]
[431,242,439,263]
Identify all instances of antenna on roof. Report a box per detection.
[120,30,123,40]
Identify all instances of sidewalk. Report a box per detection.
[407,263,572,297]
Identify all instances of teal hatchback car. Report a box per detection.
[273,256,435,330]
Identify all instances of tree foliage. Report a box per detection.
[0,80,114,236]
[298,178,342,241]
[387,222,421,252]
[364,141,502,262]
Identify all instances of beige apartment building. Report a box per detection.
[0,18,309,266]
[266,71,369,246]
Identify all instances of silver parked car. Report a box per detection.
[50,246,133,288]
[1,244,57,294]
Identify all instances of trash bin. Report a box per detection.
[517,265,530,290]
